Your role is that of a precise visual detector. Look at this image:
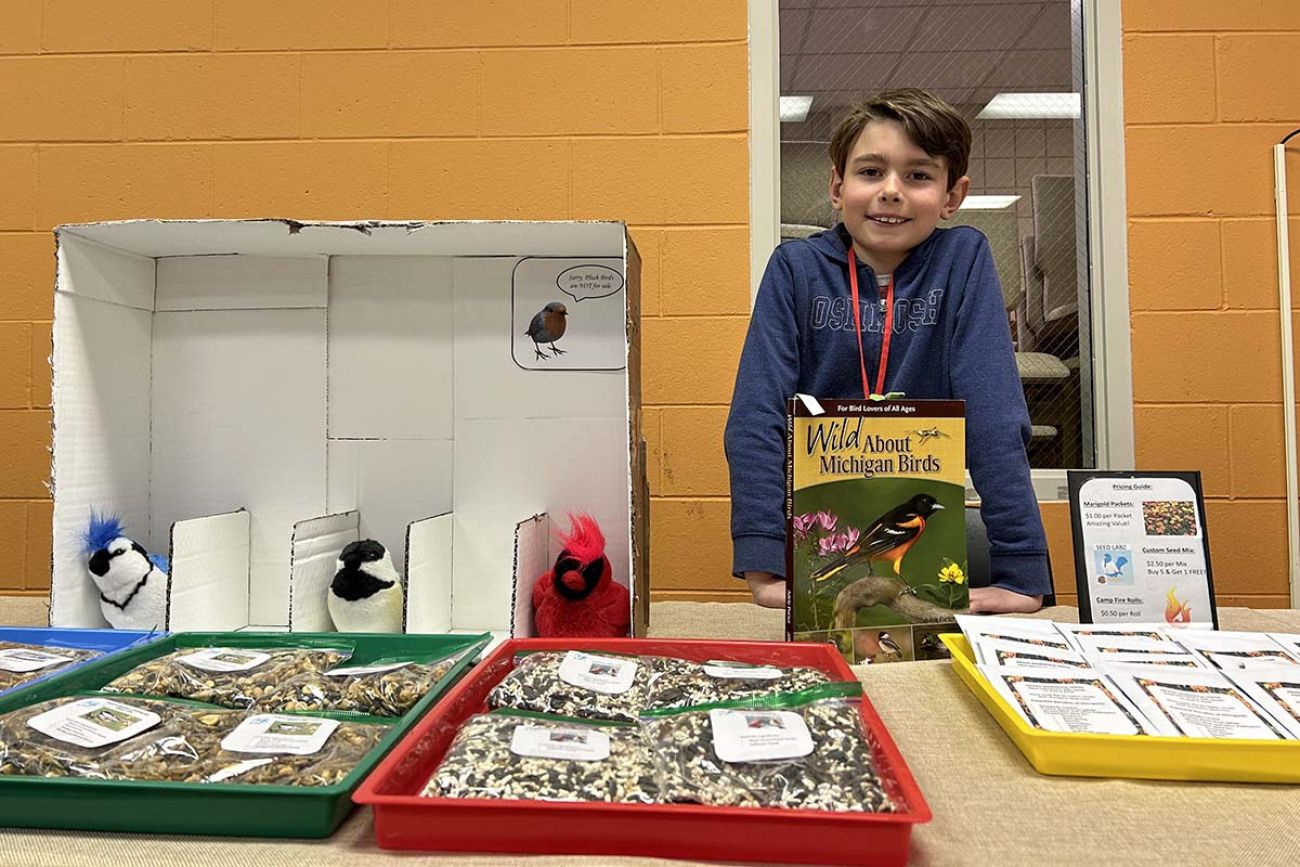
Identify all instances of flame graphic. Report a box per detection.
[1165,587,1192,623]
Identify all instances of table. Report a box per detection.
[2,597,1298,866]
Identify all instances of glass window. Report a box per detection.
[777,0,1094,471]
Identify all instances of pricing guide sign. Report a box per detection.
[1068,470,1218,628]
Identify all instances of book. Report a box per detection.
[786,398,967,664]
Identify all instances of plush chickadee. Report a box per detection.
[328,539,405,633]
[83,513,168,631]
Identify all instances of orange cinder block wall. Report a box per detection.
[0,0,1297,610]
[1120,0,1300,608]
[0,0,751,602]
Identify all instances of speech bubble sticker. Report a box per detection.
[557,264,624,302]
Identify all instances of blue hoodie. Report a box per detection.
[724,223,1051,596]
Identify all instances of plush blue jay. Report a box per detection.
[83,513,168,631]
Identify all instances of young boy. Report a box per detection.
[726,88,1050,615]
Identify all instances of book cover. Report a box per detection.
[786,398,967,664]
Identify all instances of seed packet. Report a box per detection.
[0,642,101,691]
[1172,630,1300,672]
[975,639,1091,671]
[422,709,659,804]
[640,682,896,813]
[1103,664,1292,740]
[488,650,665,723]
[102,646,353,710]
[978,664,1158,736]
[1224,666,1300,739]
[0,693,387,786]
[644,658,831,712]
[263,644,479,716]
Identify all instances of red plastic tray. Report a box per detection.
[354,638,931,866]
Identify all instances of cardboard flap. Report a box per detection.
[149,308,328,626]
[156,255,328,311]
[452,258,629,422]
[510,513,550,638]
[289,511,360,633]
[328,256,454,440]
[56,233,156,310]
[168,510,250,632]
[62,220,626,259]
[326,440,454,573]
[452,417,630,632]
[50,292,154,628]
[405,513,453,634]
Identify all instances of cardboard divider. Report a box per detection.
[288,511,361,633]
[166,510,251,632]
[405,513,454,634]
[288,510,461,636]
[510,513,550,637]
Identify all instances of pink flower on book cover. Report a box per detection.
[816,527,860,557]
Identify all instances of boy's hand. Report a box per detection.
[744,571,786,609]
[968,586,1043,615]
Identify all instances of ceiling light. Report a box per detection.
[977,92,1080,120]
[959,195,1022,210]
[780,95,814,123]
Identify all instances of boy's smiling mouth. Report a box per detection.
[867,214,910,225]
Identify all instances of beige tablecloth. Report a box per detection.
[2,597,1299,866]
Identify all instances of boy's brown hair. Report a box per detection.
[828,88,971,190]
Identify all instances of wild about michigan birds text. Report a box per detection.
[805,418,943,477]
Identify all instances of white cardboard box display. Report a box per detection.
[49,219,648,637]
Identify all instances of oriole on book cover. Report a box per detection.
[786,398,967,664]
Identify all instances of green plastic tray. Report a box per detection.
[0,630,490,838]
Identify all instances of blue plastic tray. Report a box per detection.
[0,626,163,699]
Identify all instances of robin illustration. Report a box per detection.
[811,492,944,583]
[526,301,569,360]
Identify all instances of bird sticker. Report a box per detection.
[810,492,945,583]
[911,427,950,447]
[526,301,569,360]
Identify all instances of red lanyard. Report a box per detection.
[847,246,894,398]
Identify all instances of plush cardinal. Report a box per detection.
[532,513,630,638]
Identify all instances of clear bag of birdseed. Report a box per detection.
[639,682,897,813]
[260,644,479,716]
[487,650,672,723]
[0,693,389,787]
[0,694,204,780]
[421,709,660,804]
[101,646,353,710]
[643,658,833,712]
[0,641,102,692]
[190,712,390,787]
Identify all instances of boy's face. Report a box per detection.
[829,119,969,273]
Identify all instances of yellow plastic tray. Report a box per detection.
[940,633,1300,784]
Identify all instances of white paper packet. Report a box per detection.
[1082,651,1207,669]
[956,616,1075,666]
[1223,666,1300,739]
[977,663,1156,736]
[1102,663,1292,740]
[976,639,1091,671]
[1173,630,1300,672]
[1054,622,1189,655]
